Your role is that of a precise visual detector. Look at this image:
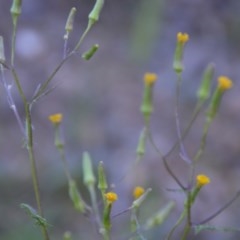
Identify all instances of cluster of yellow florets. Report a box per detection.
[196,174,211,187]
[48,113,63,124]
[177,32,189,44]
[105,192,118,204]
[133,186,145,199]
[217,76,233,91]
[144,73,157,86]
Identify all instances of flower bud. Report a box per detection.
[82,151,96,187]
[10,0,22,16]
[103,192,118,231]
[88,0,104,25]
[98,161,108,192]
[0,36,5,63]
[173,32,189,74]
[207,76,233,120]
[68,179,85,213]
[10,0,22,26]
[64,7,77,40]
[197,63,214,102]
[136,127,147,157]
[82,44,99,60]
[140,73,157,124]
[144,201,175,229]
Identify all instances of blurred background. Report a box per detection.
[0,0,240,239]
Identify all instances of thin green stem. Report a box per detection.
[73,22,93,52]
[166,209,186,240]
[181,223,191,240]
[195,190,240,225]
[165,101,203,159]
[11,19,17,66]
[25,104,50,240]
[88,185,102,231]
[32,22,93,103]
[11,69,49,240]
[193,117,211,162]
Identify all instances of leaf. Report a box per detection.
[20,203,51,228]
[194,224,240,235]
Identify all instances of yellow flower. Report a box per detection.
[133,186,145,199]
[177,32,189,44]
[144,72,157,86]
[196,174,210,187]
[218,76,233,91]
[48,113,63,124]
[105,192,118,204]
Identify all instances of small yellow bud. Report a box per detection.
[173,32,189,73]
[105,192,118,204]
[48,113,63,124]
[144,72,157,86]
[196,174,210,187]
[133,186,145,200]
[217,76,233,91]
[177,32,189,44]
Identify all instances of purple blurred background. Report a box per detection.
[0,0,240,239]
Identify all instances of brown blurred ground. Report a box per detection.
[1,0,240,239]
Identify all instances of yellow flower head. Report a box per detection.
[48,113,63,124]
[105,192,118,204]
[196,174,210,187]
[218,76,233,91]
[144,72,157,86]
[133,186,145,199]
[177,32,189,44]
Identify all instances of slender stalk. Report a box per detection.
[25,104,50,240]
[11,18,17,66]
[174,73,193,164]
[32,22,93,103]
[181,223,191,240]
[11,68,49,240]
[147,125,186,190]
[166,209,186,240]
[73,22,92,52]
[0,65,25,134]
[195,190,240,225]
[193,117,211,162]
[164,100,203,159]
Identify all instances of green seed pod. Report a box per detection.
[64,7,77,39]
[206,88,223,121]
[103,203,112,231]
[82,44,99,60]
[88,0,104,25]
[10,0,22,16]
[144,201,175,230]
[136,127,147,157]
[82,151,96,186]
[98,161,108,192]
[68,179,85,213]
[197,63,215,102]
[0,36,5,63]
